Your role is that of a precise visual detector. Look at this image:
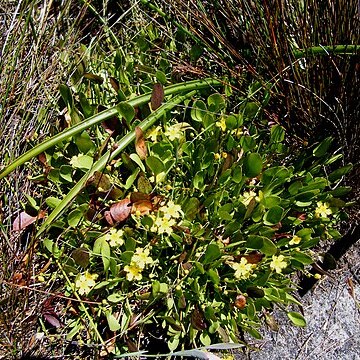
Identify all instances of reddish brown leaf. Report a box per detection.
[13,210,46,231]
[101,116,122,136]
[86,171,111,192]
[109,77,120,92]
[131,200,153,216]
[83,72,104,84]
[234,294,247,309]
[43,313,62,328]
[135,126,147,160]
[130,192,151,203]
[191,307,207,330]
[150,83,164,111]
[235,251,264,264]
[72,247,90,268]
[105,198,131,225]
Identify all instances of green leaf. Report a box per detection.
[106,312,121,331]
[75,131,94,154]
[146,155,165,175]
[313,137,333,157]
[243,102,259,118]
[129,153,145,172]
[263,206,283,225]
[124,168,140,190]
[46,197,61,209]
[183,197,200,221]
[291,251,313,265]
[243,153,262,178]
[207,93,226,112]
[155,70,167,84]
[199,332,211,346]
[118,102,135,123]
[191,100,207,122]
[70,154,93,170]
[59,165,73,182]
[328,164,353,182]
[203,243,221,264]
[270,125,285,143]
[207,269,220,284]
[240,136,256,152]
[193,171,205,190]
[94,237,110,272]
[107,293,123,303]
[246,235,264,250]
[67,205,87,227]
[287,312,306,327]
[261,238,277,255]
[59,84,73,109]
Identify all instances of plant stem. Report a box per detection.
[293,45,359,59]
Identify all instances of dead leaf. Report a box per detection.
[86,171,111,192]
[150,83,164,111]
[235,251,263,264]
[135,126,147,160]
[191,306,207,330]
[83,72,104,84]
[72,247,90,268]
[131,200,153,216]
[13,210,46,231]
[105,198,131,225]
[109,77,120,92]
[130,192,151,203]
[234,294,247,309]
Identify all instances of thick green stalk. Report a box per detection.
[36,90,197,236]
[0,78,221,179]
[293,45,359,59]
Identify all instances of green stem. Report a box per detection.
[36,90,197,236]
[293,44,359,59]
[0,78,221,179]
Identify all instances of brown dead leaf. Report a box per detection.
[13,210,46,231]
[131,200,153,216]
[235,251,263,264]
[105,198,131,225]
[191,306,207,330]
[86,171,112,192]
[234,294,247,309]
[150,83,164,111]
[130,192,151,203]
[135,126,147,160]
[109,77,120,92]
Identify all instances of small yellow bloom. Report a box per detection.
[270,255,287,274]
[75,271,98,295]
[231,128,243,138]
[222,152,228,159]
[216,117,227,132]
[315,201,332,218]
[289,235,301,246]
[314,273,322,280]
[101,228,124,247]
[124,263,143,281]
[214,153,221,160]
[131,247,154,269]
[231,258,255,280]
[152,216,175,235]
[242,190,258,206]
[146,125,162,142]
[221,355,235,360]
[159,200,182,219]
[165,123,191,141]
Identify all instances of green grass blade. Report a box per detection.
[293,44,359,59]
[0,78,221,180]
[36,90,197,236]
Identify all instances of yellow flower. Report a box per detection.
[131,247,154,269]
[124,263,143,281]
[146,125,162,142]
[151,216,175,235]
[231,128,243,138]
[315,201,332,218]
[216,117,227,132]
[314,273,322,280]
[75,271,98,295]
[99,228,124,247]
[165,123,191,141]
[231,258,255,280]
[214,153,221,160]
[289,235,301,246]
[222,152,228,159]
[270,255,287,274]
[159,200,182,219]
[221,355,235,360]
[241,190,258,206]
